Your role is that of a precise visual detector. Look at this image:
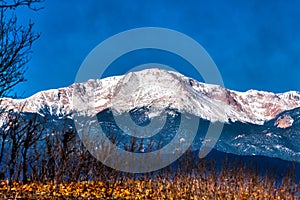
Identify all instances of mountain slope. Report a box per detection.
[1,68,300,162]
[1,68,300,126]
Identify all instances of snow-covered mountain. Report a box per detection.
[1,68,300,162]
[1,68,300,126]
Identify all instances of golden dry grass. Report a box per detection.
[0,165,298,199]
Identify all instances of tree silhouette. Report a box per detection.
[0,0,42,98]
[0,0,43,11]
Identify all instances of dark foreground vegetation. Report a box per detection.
[0,112,300,199]
[0,144,299,199]
[0,154,299,199]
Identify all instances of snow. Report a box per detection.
[0,68,299,125]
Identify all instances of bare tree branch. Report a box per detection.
[0,0,44,11]
[0,1,41,98]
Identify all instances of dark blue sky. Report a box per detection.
[14,0,300,97]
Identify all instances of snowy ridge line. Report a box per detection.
[0,68,299,125]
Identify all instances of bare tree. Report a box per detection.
[6,110,25,182]
[0,0,43,11]
[0,0,42,98]
[21,113,44,183]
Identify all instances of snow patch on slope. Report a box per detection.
[1,68,300,125]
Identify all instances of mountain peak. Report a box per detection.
[1,68,300,125]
